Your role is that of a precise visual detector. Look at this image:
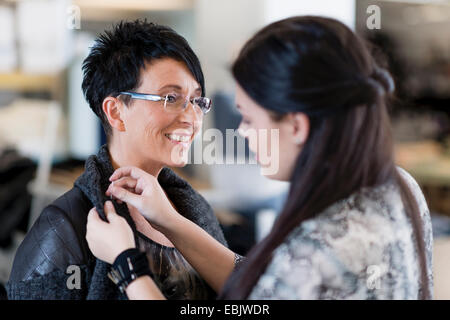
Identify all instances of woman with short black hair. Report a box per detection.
[7,19,226,300]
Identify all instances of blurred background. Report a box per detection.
[0,0,448,299]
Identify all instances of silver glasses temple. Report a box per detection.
[119,92,163,102]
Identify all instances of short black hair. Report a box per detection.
[81,19,205,136]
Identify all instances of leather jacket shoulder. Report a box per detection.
[8,187,94,282]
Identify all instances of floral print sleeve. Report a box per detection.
[248,167,433,300]
[234,253,245,268]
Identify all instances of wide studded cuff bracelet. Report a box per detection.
[107,248,153,294]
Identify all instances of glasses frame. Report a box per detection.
[119,91,211,115]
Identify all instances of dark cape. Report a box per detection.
[6,145,227,299]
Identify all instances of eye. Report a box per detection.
[165,94,179,103]
[191,97,203,106]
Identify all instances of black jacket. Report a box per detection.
[7,187,98,299]
[6,146,227,299]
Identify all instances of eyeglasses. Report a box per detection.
[119,91,212,115]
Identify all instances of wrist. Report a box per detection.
[154,207,183,234]
[108,248,153,294]
[111,244,135,264]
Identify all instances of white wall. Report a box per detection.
[194,0,266,95]
[68,33,100,159]
[194,0,356,96]
[263,0,356,29]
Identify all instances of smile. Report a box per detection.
[165,133,192,145]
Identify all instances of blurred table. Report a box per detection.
[395,140,450,215]
[395,140,450,187]
[432,236,450,300]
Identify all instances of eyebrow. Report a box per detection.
[158,84,202,94]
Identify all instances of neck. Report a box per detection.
[108,137,163,177]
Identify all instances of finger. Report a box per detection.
[86,208,103,237]
[103,200,118,221]
[106,177,138,196]
[105,191,123,205]
[109,166,146,182]
[87,207,101,223]
[108,185,142,209]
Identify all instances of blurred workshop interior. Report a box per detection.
[0,0,449,299]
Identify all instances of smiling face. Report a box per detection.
[106,57,203,172]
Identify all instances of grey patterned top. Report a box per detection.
[248,168,433,299]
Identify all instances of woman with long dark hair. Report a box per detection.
[85,16,433,299]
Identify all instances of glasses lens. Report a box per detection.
[164,95,211,115]
[164,94,185,113]
[193,97,211,114]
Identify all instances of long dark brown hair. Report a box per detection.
[219,16,430,299]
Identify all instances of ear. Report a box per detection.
[102,97,126,132]
[289,112,309,146]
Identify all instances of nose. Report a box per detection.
[183,100,202,121]
[177,100,202,128]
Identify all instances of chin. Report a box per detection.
[259,165,289,181]
[170,158,188,167]
[167,147,190,167]
[261,170,283,181]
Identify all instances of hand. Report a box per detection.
[86,201,135,264]
[106,166,179,230]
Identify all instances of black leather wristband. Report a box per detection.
[107,248,153,293]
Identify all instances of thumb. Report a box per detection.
[87,207,102,224]
[103,200,119,221]
[109,184,142,210]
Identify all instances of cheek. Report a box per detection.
[250,121,279,155]
[128,108,170,145]
[274,126,296,163]
[193,118,203,136]
[240,124,258,153]
[276,127,290,153]
[142,122,162,144]
[277,126,303,178]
